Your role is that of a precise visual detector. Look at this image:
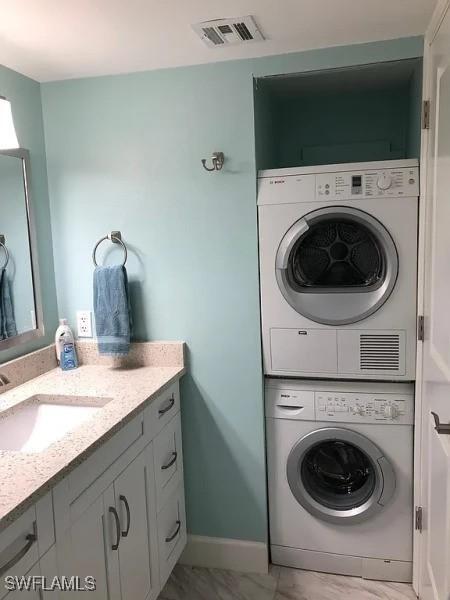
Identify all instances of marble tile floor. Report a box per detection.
[159,564,417,600]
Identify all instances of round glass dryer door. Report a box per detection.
[275,207,399,325]
[286,428,396,524]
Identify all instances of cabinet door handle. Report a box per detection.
[431,411,450,434]
[119,495,131,537]
[165,520,181,543]
[109,506,121,550]
[161,452,178,470]
[0,528,37,577]
[158,395,175,417]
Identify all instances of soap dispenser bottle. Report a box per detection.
[55,319,78,370]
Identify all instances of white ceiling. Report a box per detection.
[0,0,436,82]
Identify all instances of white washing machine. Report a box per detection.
[265,378,414,582]
[258,159,419,381]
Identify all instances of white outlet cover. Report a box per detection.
[76,310,93,338]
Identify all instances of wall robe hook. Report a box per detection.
[201,152,225,172]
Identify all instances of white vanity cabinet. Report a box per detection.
[51,380,186,599]
[55,448,159,600]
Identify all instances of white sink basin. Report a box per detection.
[0,395,112,453]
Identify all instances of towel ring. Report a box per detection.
[0,239,9,270]
[92,232,127,267]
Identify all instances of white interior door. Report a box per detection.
[419,3,450,598]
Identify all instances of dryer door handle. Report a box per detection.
[275,218,309,269]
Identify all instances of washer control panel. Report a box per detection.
[316,166,419,200]
[315,392,414,425]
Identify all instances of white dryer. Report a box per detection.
[265,378,414,582]
[258,159,419,381]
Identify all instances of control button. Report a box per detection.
[409,178,415,184]
[383,404,399,420]
[377,173,392,190]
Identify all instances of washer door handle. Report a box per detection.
[377,456,396,506]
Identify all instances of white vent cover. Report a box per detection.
[359,333,402,372]
[192,16,264,48]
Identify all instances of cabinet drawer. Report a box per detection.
[0,509,39,600]
[157,484,186,589]
[145,382,180,440]
[153,413,184,512]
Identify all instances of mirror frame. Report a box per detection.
[0,148,44,350]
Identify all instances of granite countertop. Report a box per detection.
[0,342,185,531]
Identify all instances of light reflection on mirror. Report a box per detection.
[0,150,41,348]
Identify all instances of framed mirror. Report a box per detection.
[0,148,43,349]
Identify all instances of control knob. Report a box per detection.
[351,405,365,416]
[377,173,392,190]
[383,404,399,420]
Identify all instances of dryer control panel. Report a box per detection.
[315,392,414,425]
[316,166,419,200]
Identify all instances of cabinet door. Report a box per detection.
[66,494,109,599]
[39,546,60,600]
[113,449,159,600]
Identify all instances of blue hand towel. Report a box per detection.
[93,265,132,356]
[0,268,17,340]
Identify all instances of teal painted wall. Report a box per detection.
[41,36,423,542]
[0,65,58,363]
[272,87,413,168]
[407,62,424,157]
[255,60,423,169]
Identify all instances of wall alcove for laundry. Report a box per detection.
[254,58,423,170]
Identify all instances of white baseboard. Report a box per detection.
[179,535,269,574]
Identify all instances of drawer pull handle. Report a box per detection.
[109,506,121,550]
[165,520,181,543]
[0,528,37,576]
[159,395,175,417]
[119,495,131,537]
[161,452,178,470]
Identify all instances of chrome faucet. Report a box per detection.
[0,373,10,386]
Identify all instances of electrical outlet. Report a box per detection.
[77,310,93,338]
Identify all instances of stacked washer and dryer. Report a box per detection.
[258,160,419,582]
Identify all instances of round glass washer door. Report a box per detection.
[275,206,399,325]
[286,427,396,524]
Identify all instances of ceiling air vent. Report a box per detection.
[192,16,264,48]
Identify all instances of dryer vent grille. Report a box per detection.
[359,334,400,371]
